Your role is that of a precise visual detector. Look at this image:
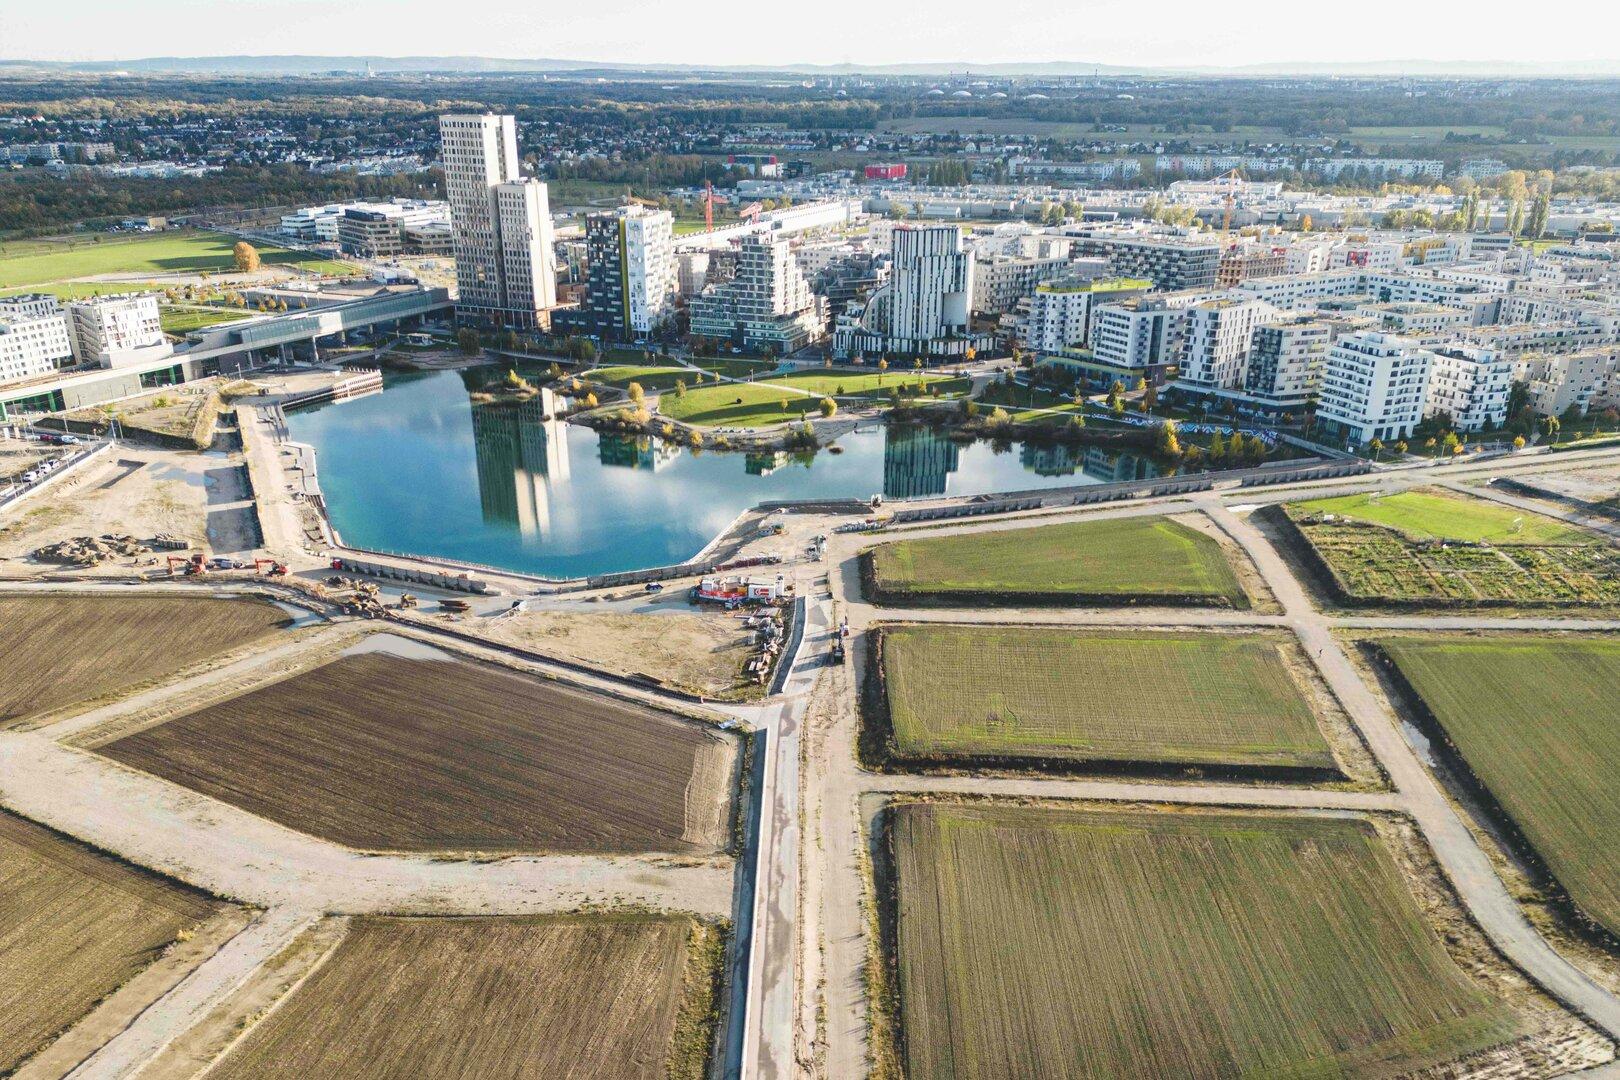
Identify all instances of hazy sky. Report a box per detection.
[3,0,1618,68]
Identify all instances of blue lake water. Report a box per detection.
[285,369,1161,579]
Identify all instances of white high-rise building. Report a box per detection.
[438,113,557,328]
[0,295,74,386]
[833,224,993,359]
[554,204,676,341]
[1176,297,1278,392]
[65,294,170,369]
[1317,331,1434,446]
[1427,346,1514,433]
[688,235,826,354]
[1026,277,1152,354]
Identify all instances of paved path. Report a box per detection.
[1205,500,1620,1040]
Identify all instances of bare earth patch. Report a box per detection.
[484,608,761,698]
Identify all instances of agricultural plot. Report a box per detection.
[97,650,735,854]
[865,515,1248,607]
[207,914,720,1080]
[886,802,1535,1080]
[0,595,291,727]
[0,810,221,1075]
[1378,635,1620,940]
[873,625,1335,775]
[1292,489,1585,544]
[1281,511,1620,607]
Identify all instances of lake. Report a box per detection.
[285,369,1161,579]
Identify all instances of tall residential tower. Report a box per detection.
[438,113,557,329]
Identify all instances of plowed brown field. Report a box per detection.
[98,652,734,854]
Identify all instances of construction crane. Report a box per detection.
[704,180,718,229]
[1218,168,1244,246]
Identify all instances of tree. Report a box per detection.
[1394,440,1408,456]
[1543,415,1562,443]
[819,397,837,418]
[455,327,481,355]
[1300,214,1313,232]
[1155,420,1182,458]
[877,358,889,383]
[628,382,645,405]
[583,391,599,409]
[1512,434,1527,451]
[232,241,260,273]
[1209,431,1228,460]
[1369,437,1384,460]
[1141,384,1158,412]
[673,379,686,399]
[959,397,978,418]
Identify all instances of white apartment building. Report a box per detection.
[0,295,74,386]
[555,204,676,341]
[1426,346,1515,432]
[1317,331,1434,445]
[970,254,1069,315]
[676,251,711,297]
[439,113,557,328]
[1522,349,1620,416]
[688,234,827,354]
[66,294,169,368]
[1176,298,1278,392]
[1026,277,1152,353]
[834,225,993,359]
[1356,302,1471,337]
[1245,317,1333,413]
[619,206,676,337]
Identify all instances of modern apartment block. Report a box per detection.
[688,235,828,354]
[0,295,74,386]
[1426,346,1515,432]
[65,294,170,368]
[1026,277,1152,354]
[555,205,677,342]
[833,225,992,359]
[970,253,1069,315]
[1316,331,1435,445]
[438,113,557,329]
[1175,297,1278,394]
[1522,348,1620,416]
[1072,235,1223,291]
[1243,317,1333,414]
[334,199,451,258]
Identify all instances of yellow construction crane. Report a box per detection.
[1218,167,1244,245]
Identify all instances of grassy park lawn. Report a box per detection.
[0,230,352,289]
[761,371,966,398]
[0,280,168,300]
[886,802,1530,1079]
[874,625,1334,772]
[1292,489,1585,544]
[581,365,701,392]
[865,515,1247,607]
[1379,635,1620,939]
[659,381,825,428]
[159,307,248,334]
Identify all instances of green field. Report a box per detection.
[580,365,701,392]
[866,516,1248,607]
[875,625,1333,772]
[1380,635,1620,939]
[0,281,169,300]
[0,231,353,289]
[1293,489,1584,544]
[888,802,1528,1079]
[760,371,964,398]
[659,381,824,428]
[159,307,246,334]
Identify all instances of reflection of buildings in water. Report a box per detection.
[745,450,790,476]
[1019,442,1160,483]
[470,386,570,538]
[596,432,682,471]
[883,424,960,499]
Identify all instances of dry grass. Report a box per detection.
[875,625,1335,773]
[99,652,734,854]
[483,609,760,699]
[888,802,1528,1079]
[0,810,220,1075]
[0,595,290,727]
[207,914,716,1080]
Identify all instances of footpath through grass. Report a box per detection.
[1293,489,1584,544]
[888,802,1528,1080]
[1380,635,1620,939]
[761,371,966,398]
[876,625,1333,772]
[866,515,1247,607]
[0,230,352,289]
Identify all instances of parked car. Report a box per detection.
[644,582,665,593]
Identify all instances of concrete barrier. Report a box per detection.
[0,440,112,516]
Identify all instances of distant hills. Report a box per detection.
[3,55,1620,79]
